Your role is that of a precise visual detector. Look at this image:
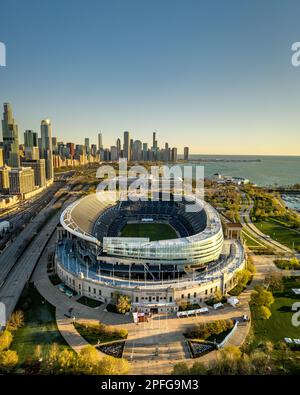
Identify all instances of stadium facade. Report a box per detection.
[56,190,246,313]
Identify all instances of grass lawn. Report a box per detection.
[121,222,177,241]
[74,322,127,345]
[48,273,61,286]
[77,296,103,308]
[251,277,300,347]
[255,218,300,251]
[242,230,266,249]
[11,284,70,366]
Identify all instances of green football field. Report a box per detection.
[121,222,177,241]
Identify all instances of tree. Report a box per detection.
[258,305,271,320]
[276,341,290,370]
[214,289,222,303]
[0,350,19,373]
[251,286,274,307]
[78,345,99,373]
[290,257,300,268]
[57,349,75,371]
[7,310,24,331]
[99,356,129,375]
[250,351,271,374]
[116,295,131,314]
[246,256,256,274]
[44,343,59,373]
[190,361,207,375]
[178,300,188,311]
[220,346,242,361]
[265,272,283,293]
[33,345,42,362]
[261,340,274,354]
[236,354,253,375]
[232,269,251,294]
[0,330,13,352]
[172,362,190,375]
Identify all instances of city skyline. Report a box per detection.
[0,100,298,157]
[1,1,300,155]
[1,102,188,160]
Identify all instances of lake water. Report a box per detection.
[282,194,300,211]
[179,155,300,187]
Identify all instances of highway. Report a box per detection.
[0,182,66,254]
[0,194,78,322]
[0,189,65,287]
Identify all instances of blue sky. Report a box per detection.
[0,0,300,154]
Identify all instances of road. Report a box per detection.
[0,193,78,322]
[0,182,66,254]
[0,191,64,288]
[239,193,293,254]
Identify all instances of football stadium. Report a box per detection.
[56,190,246,313]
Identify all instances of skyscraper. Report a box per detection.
[2,103,20,167]
[0,148,4,167]
[66,142,75,158]
[110,146,118,161]
[116,138,121,159]
[52,137,58,153]
[98,132,103,151]
[143,143,148,161]
[91,144,97,157]
[40,119,54,180]
[171,147,177,162]
[152,131,157,149]
[123,131,130,160]
[132,140,142,161]
[84,138,90,155]
[24,130,37,148]
[184,146,189,161]
[164,142,170,162]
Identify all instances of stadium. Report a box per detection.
[56,189,246,313]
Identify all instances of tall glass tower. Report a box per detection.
[123,131,130,160]
[2,103,20,167]
[98,132,103,151]
[40,119,54,180]
[24,130,38,147]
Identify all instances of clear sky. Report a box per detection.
[0,0,300,155]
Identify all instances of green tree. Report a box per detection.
[265,272,283,293]
[172,362,190,375]
[0,330,13,352]
[78,345,99,373]
[258,305,271,320]
[220,346,242,361]
[190,361,207,375]
[44,343,59,373]
[33,345,42,362]
[0,350,19,373]
[99,356,129,375]
[250,351,271,374]
[290,257,300,267]
[116,295,131,314]
[251,286,274,307]
[246,257,256,274]
[7,310,24,331]
[57,349,75,371]
[178,300,188,311]
[276,341,290,370]
[214,289,222,303]
[237,354,253,375]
